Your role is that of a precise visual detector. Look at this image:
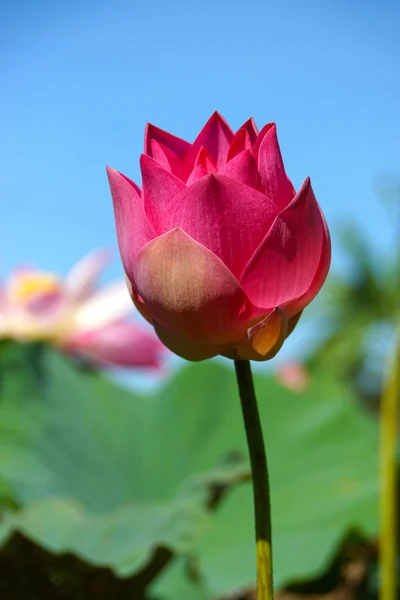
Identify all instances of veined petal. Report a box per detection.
[126,275,155,325]
[132,228,253,345]
[150,140,183,178]
[231,307,288,361]
[221,150,262,191]
[286,211,331,315]
[120,172,141,197]
[189,111,234,170]
[145,123,191,159]
[240,178,328,316]
[71,280,134,333]
[163,174,277,279]
[140,155,186,233]
[107,167,156,276]
[153,321,228,361]
[256,123,295,209]
[64,248,111,302]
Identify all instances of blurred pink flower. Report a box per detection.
[276,362,310,392]
[0,250,165,369]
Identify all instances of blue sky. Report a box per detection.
[1,0,399,369]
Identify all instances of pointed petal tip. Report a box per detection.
[144,122,191,158]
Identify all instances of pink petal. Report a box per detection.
[286,211,331,315]
[120,172,141,197]
[132,228,253,345]
[221,150,263,192]
[153,321,228,362]
[193,146,217,173]
[252,122,274,160]
[163,174,277,279]
[187,165,209,185]
[71,281,133,332]
[256,123,296,209]
[226,128,253,162]
[24,292,64,317]
[237,117,259,145]
[140,155,186,233]
[150,140,183,178]
[65,320,165,369]
[240,178,329,316]
[189,111,234,170]
[64,248,111,303]
[145,123,191,159]
[107,166,156,277]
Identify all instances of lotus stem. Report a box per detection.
[234,359,273,600]
[379,330,400,600]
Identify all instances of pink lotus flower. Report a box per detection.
[107,112,331,362]
[0,250,165,369]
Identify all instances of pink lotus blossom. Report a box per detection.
[108,112,331,362]
[0,250,164,369]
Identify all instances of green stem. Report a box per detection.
[234,359,273,600]
[379,331,400,600]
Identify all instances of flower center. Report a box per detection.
[9,272,61,305]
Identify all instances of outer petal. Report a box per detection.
[221,150,263,192]
[64,248,110,302]
[140,155,186,233]
[120,172,141,197]
[70,281,134,333]
[228,307,288,361]
[145,123,191,159]
[187,111,234,170]
[256,124,296,209]
[286,212,331,315]
[64,320,165,369]
[153,321,228,361]
[132,228,253,345]
[107,167,156,276]
[150,140,183,178]
[163,174,277,279]
[240,178,329,316]
[126,275,155,325]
